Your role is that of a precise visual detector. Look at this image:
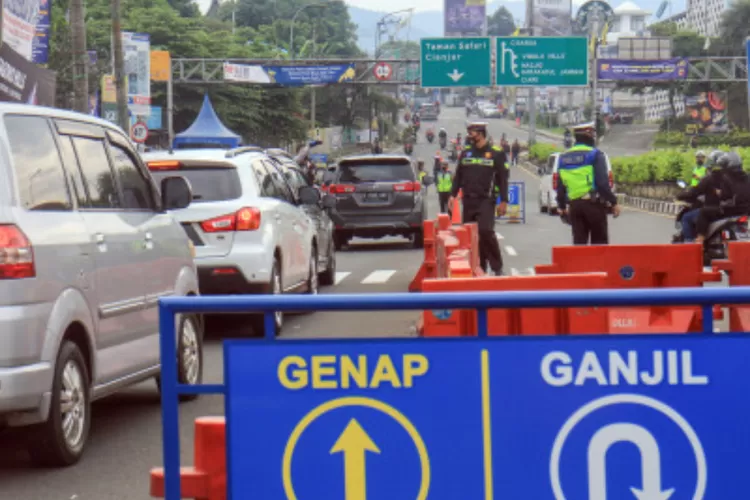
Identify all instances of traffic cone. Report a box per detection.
[451,190,462,224]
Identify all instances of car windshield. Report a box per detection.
[150,167,242,202]
[338,162,414,183]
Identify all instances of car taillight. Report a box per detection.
[739,216,748,224]
[0,225,34,279]
[608,170,614,189]
[394,182,420,192]
[552,173,558,190]
[329,184,356,194]
[200,208,261,233]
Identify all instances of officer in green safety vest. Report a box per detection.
[691,150,707,187]
[556,122,620,245]
[436,159,453,213]
[449,121,509,275]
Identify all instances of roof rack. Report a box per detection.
[225,146,263,158]
[265,148,294,159]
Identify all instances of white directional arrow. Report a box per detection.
[447,69,464,82]
[587,423,675,500]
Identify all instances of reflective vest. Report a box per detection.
[418,171,426,182]
[437,172,452,192]
[691,165,706,187]
[558,144,597,201]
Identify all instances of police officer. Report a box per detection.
[449,121,508,275]
[557,122,620,245]
[691,150,707,187]
[436,159,453,213]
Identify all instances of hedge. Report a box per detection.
[611,147,750,184]
[654,131,750,148]
[529,142,562,164]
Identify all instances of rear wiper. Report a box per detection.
[193,194,204,200]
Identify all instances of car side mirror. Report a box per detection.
[161,176,192,210]
[677,180,687,189]
[322,194,336,209]
[299,185,321,205]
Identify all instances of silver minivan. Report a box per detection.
[0,104,201,466]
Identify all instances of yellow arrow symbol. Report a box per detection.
[330,418,381,500]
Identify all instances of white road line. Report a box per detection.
[495,232,504,240]
[526,267,536,275]
[510,268,521,276]
[361,270,397,284]
[334,272,351,285]
[504,245,518,256]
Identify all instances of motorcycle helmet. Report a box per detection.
[720,151,743,171]
[707,150,724,167]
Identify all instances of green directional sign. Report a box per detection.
[420,37,491,88]
[495,37,589,87]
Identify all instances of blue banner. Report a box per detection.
[264,64,356,86]
[129,106,163,130]
[32,0,51,65]
[597,58,688,81]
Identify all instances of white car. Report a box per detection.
[143,148,323,336]
[542,151,616,215]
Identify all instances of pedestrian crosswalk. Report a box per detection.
[331,266,538,286]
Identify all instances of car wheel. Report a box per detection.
[319,240,336,286]
[307,247,319,295]
[250,258,283,337]
[27,341,91,467]
[412,229,424,249]
[154,313,203,402]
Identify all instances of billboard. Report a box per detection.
[685,92,728,135]
[122,32,151,115]
[597,58,688,81]
[0,42,55,106]
[530,0,572,36]
[223,63,356,85]
[2,0,51,64]
[444,0,487,37]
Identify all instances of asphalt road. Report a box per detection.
[0,107,712,500]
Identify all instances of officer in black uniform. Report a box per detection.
[556,123,620,245]
[449,121,508,275]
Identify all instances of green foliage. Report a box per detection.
[487,7,515,36]
[529,143,561,163]
[611,148,750,184]
[654,130,750,148]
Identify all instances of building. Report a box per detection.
[685,0,731,37]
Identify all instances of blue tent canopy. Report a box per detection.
[173,94,241,149]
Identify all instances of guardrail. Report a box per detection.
[155,286,750,499]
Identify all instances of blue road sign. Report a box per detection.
[223,334,750,499]
[497,181,526,223]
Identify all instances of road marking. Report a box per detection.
[361,270,397,284]
[509,267,536,277]
[504,245,518,256]
[510,268,520,276]
[495,232,504,240]
[334,272,351,285]
[526,267,536,275]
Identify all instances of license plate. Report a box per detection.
[364,192,388,201]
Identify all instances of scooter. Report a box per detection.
[448,140,458,161]
[426,129,435,143]
[672,180,749,264]
[404,142,413,155]
[439,136,447,150]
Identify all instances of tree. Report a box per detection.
[487,7,516,37]
[69,0,89,113]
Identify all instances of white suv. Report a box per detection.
[143,148,320,336]
[543,150,615,214]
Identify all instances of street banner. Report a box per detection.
[2,0,51,64]
[685,92,728,134]
[0,42,55,105]
[444,0,486,37]
[223,63,356,85]
[122,32,151,115]
[597,58,688,81]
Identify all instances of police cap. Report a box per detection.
[466,121,489,133]
[571,122,596,140]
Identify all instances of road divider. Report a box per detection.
[713,241,750,331]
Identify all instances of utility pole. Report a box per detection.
[69,0,89,113]
[310,23,316,135]
[111,0,130,133]
[526,4,537,145]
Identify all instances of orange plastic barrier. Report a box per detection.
[451,190,462,224]
[713,241,750,331]
[150,416,226,500]
[408,219,438,292]
[535,244,722,333]
[421,273,609,337]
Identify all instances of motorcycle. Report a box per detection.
[404,142,413,155]
[672,180,749,265]
[439,136,447,149]
[448,140,458,161]
[426,129,435,143]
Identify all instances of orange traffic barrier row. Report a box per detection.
[151,416,226,500]
[419,243,729,337]
[713,241,750,331]
[409,212,481,291]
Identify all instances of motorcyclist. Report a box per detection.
[676,149,724,241]
[426,127,435,142]
[433,151,443,178]
[690,150,708,187]
[695,151,750,243]
[438,128,448,147]
[371,137,383,154]
[293,139,323,167]
[416,158,427,183]
[563,129,573,149]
